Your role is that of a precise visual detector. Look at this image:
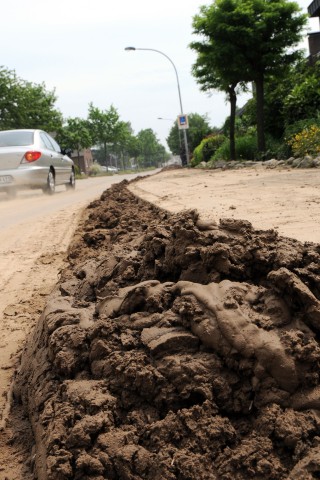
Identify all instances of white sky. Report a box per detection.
[2,0,319,148]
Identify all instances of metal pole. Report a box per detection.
[125,47,189,164]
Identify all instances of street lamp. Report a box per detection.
[125,46,189,164]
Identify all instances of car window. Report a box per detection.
[0,130,34,147]
[40,132,54,150]
[46,133,61,153]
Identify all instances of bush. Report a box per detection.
[285,116,320,139]
[210,134,292,162]
[256,136,291,161]
[235,135,259,160]
[287,124,320,157]
[212,134,258,161]
[74,164,81,176]
[210,140,231,162]
[191,134,226,166]
[88,164,102,176]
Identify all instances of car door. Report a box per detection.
[42,132,71,184]
[39,132,64,184]
[48,134,72,183]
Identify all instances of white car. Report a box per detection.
[0,129,75,196]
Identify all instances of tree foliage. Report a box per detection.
[56,118,92,169]
[56,118,92,151]
[191,0,307,154]
[166,113,213,155]
[109,122,142,170]
[0,66,171,168]
[283,59,320,126]
[87,104,121,144]
[191,2,250,159]
[87,104,129,167]
[136,129,168,168]
[0,66,62,132]
[88,110,167,169]
[237,58,320,144]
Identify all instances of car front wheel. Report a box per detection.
[43,170,55,195]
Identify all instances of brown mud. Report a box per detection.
[15,179,320,479]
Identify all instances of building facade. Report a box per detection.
[308,0,320,63]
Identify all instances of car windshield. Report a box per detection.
[0,131,34,147]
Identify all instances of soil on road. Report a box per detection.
[128,166,320,244]
[1,165,320,479]
[0,172,153,479]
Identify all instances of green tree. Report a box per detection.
[166,113,213,156]
[111,121,139,170]
[56,118,92,170]
[124,130,141,160]
[238,57,320,143]
[87,103,125,168]
[191,4,250,159]
[0,66,62,131]
[92,121,141,170]
[191,0,307,154]
[137,129,167,168]
[283,59,320,127]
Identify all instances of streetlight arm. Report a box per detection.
[124,46,189,164]
[125,47,184,115]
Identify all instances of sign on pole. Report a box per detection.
[177,114,189,130]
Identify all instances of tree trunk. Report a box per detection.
[228,85,237,160]
[255,76,266,152]
[77,149,81,172]
[104,142,108,168]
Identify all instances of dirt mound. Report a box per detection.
[15,180,320,479]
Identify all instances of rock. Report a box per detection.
[299,155,315,168]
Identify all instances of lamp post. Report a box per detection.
[125,46,189,165]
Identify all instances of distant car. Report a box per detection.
[107,166,119,172]
[0,129,75,196]
[98,165,118,173]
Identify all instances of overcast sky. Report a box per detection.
[2,0,318,148]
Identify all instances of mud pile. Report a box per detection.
[15,179,320,479]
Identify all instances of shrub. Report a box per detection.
[235,135,259,160]
[212,134,258,161]
[285,116,320,139]
[287,124,320,157]
[256,136,291,160]
[88,164,102,176]
[191,134,226,166]
[74,164,81,176]
[210,134,292,162]
[210,139,231,162]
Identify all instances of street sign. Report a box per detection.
[177,114,189,130]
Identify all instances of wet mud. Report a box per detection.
[15,179,320,479]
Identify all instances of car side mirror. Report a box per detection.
[61,148,73,156]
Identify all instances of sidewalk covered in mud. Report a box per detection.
[16,179,320,479]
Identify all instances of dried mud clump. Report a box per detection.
[15,180,320,479]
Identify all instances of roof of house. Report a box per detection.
[308,0,320,17]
